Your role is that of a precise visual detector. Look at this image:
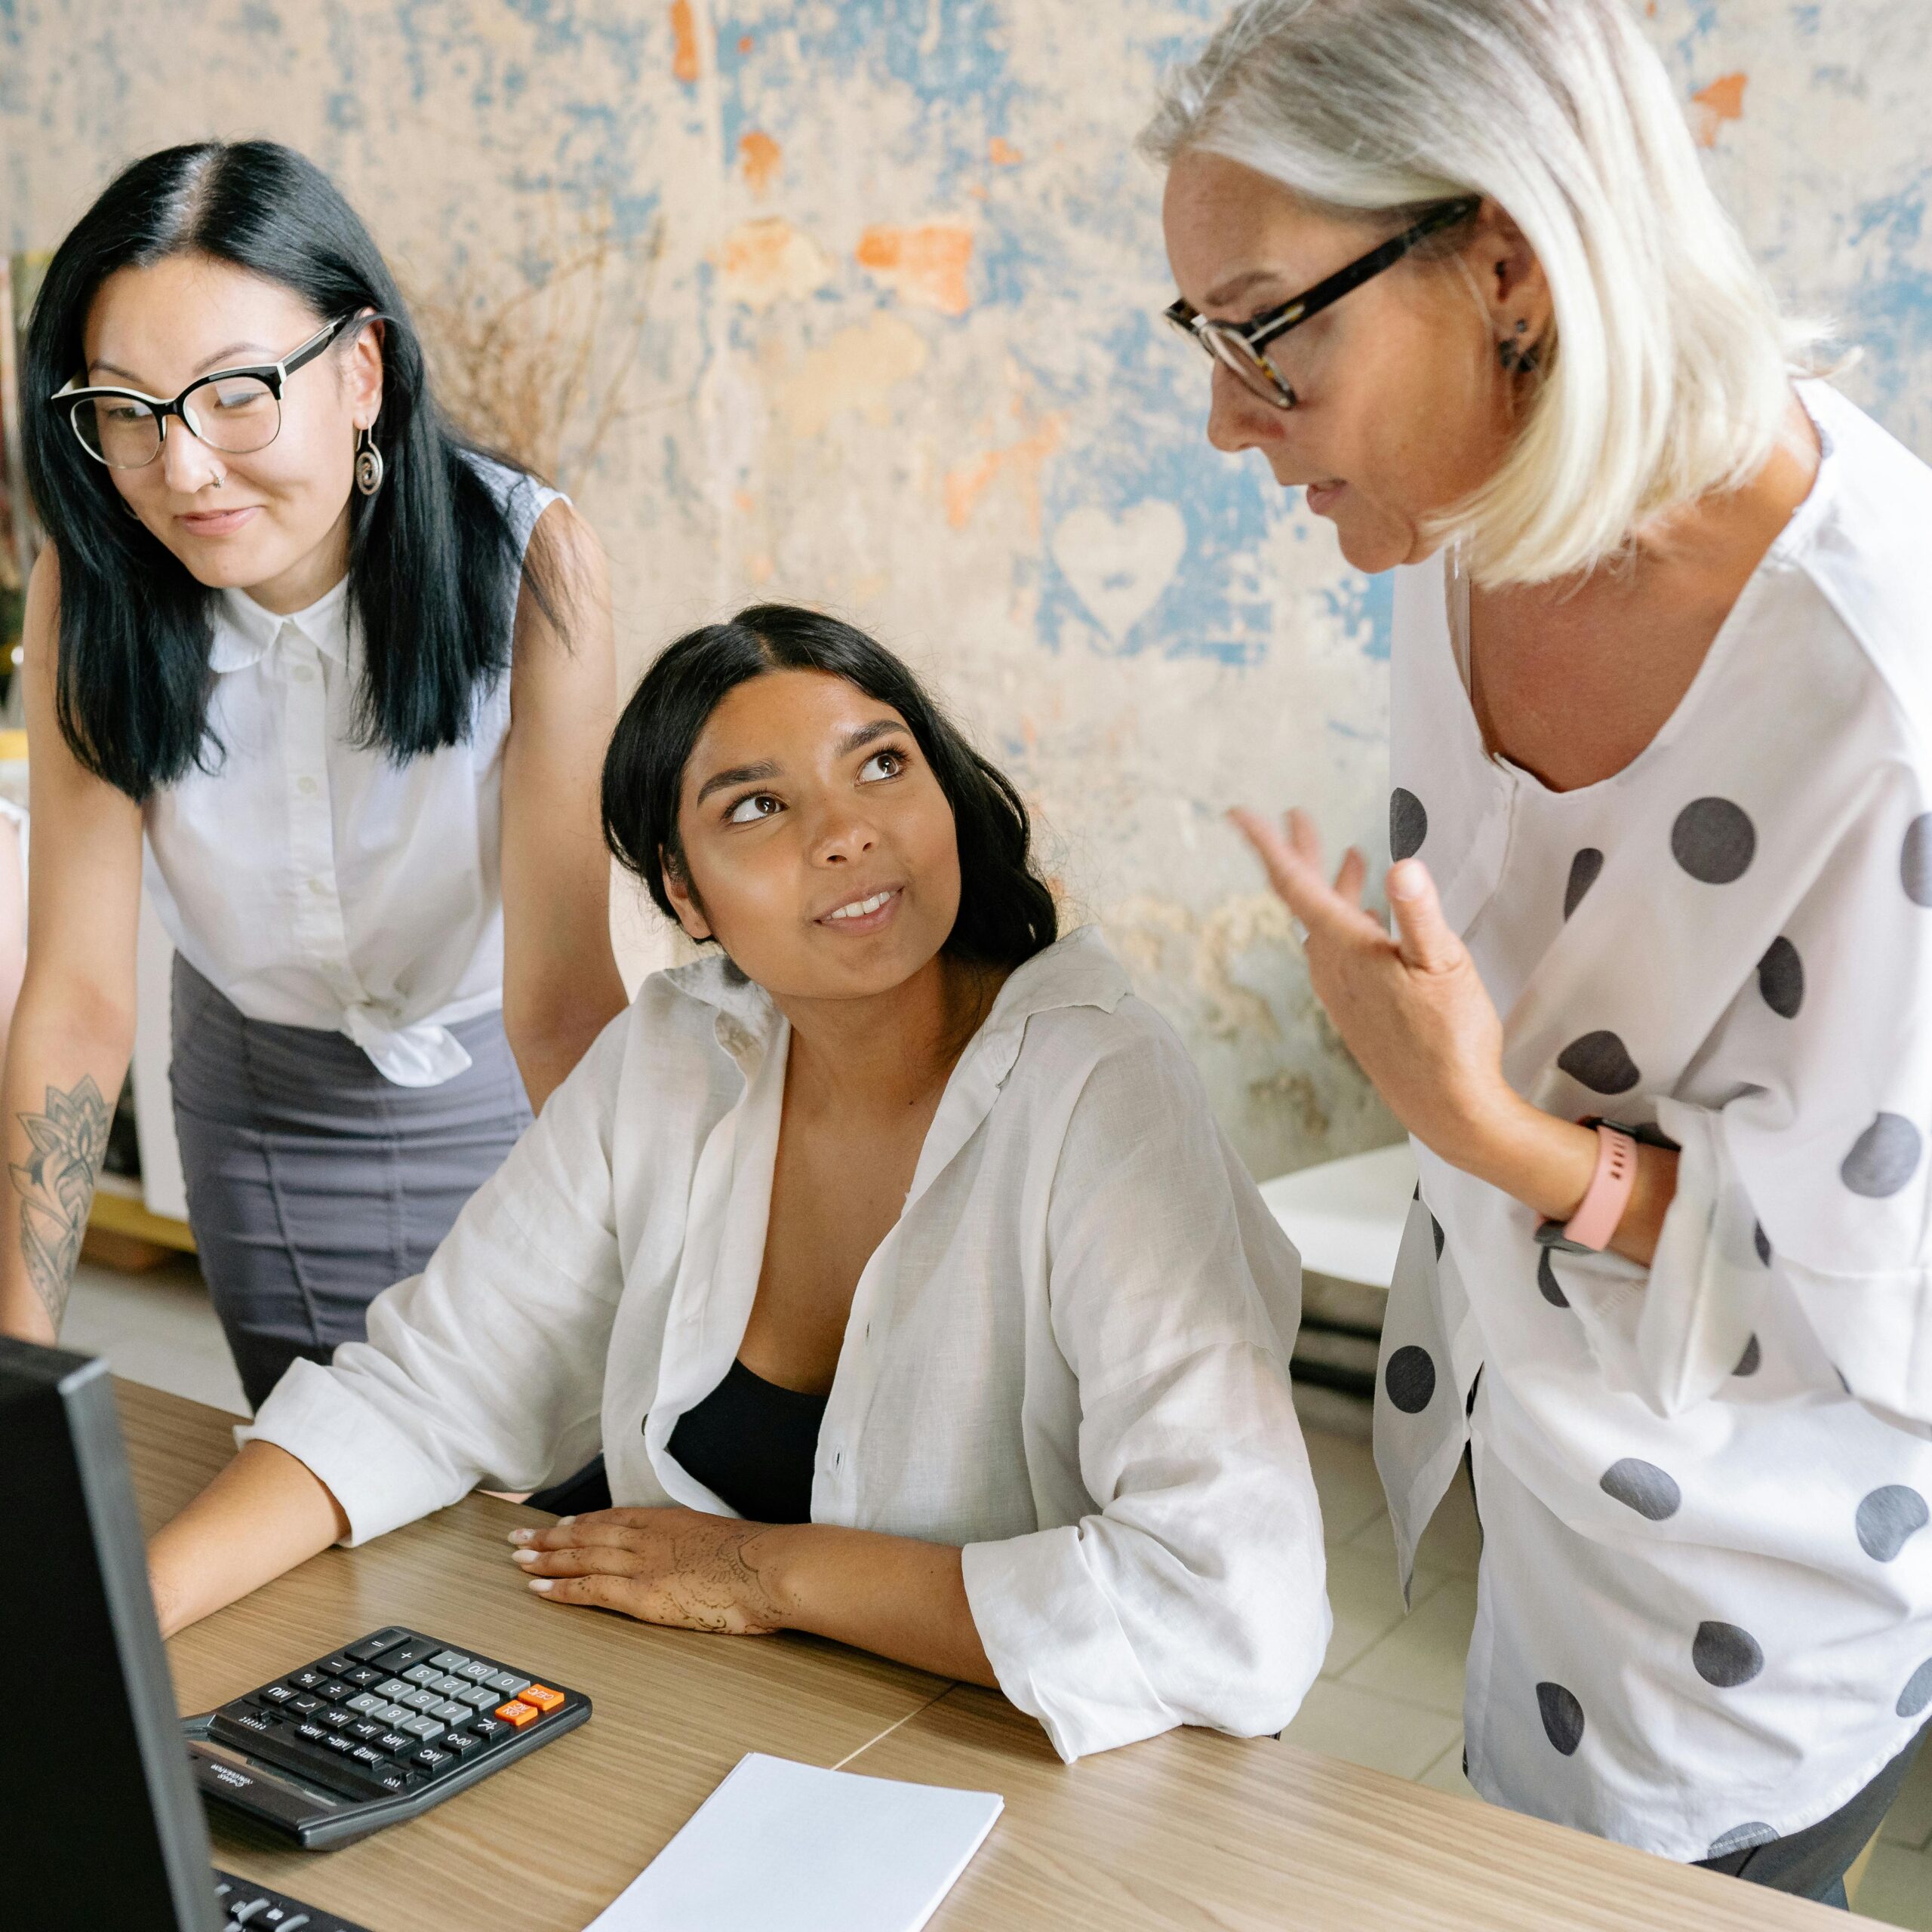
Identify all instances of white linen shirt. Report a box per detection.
[242,928,1331,1761]
[1376,381,1932,1862]
[142,460,560,1087]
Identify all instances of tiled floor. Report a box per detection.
[68,1259,1932,1925]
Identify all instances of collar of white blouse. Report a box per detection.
[212,574,352,674]
[637,924,1134,1514]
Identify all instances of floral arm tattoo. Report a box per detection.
[11,1075,111,1329]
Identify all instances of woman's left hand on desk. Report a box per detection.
[509,1508,788,1635]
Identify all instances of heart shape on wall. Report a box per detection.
[1050,500,1189,643]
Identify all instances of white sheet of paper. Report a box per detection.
[586,1751,1003,1932]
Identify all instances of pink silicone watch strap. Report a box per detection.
[1564,1123,1638,1251]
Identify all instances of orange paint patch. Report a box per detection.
[989,137,1023,166]
[738,34,753,53]
[717,217,833,307]
[943,414,1066,534]
[1691,72,1747,148]
[740,130,782,194]
[670,0,700,85]
[856,222,975,316]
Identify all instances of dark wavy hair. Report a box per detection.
[602,605,1058,971]
[22,139,554,800]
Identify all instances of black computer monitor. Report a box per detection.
[4,1336,223,1930]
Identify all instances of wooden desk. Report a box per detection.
[122,1382,949,1930]
[122,1382,1835,1932]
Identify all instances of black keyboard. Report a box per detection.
[185,1624,592,1849]
[213,1866,371,1930]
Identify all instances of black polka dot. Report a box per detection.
[1537,1247,1570,1309]
[1431,1214,1445,1260]
[1390,788,1428,862]
[1856,1485,1930,1563]
[1556,1030,1641,1095]
[1672,798,1756,884]
[1752,1222,1771,1267]
[1755,937,1804,1020]
[1564,848,1604,920]
[1732,1334,1761,1377]
[1536,1681,1585,1755]
[1693,1620,1764,1687]
[1899,1657,1932,1720]
[1384,1345,1436,1414]
[1708,1823,1779,1859]
[1600,1458,1681,1520]
[1903,814,1932,909]
[1841,1114,1924,1198]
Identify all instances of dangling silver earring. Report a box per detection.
[355,425,385,497]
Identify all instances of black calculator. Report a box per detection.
[184,1625,591,1849]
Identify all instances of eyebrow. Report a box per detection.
[689,720,907,808]
[694,759,779,808]
[838,718,906,756]
[1198,268,1289,312]
[86,341,276,387]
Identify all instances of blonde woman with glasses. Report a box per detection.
[1150,0,1930,1906]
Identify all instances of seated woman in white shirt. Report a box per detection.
[148,603,1330,1761]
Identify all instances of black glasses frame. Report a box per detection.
[48,312,380,468]
[1164,196,1482,410]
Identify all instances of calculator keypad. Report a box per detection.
[205,1626,586,1815]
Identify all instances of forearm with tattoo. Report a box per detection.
[9,1075,111,1329]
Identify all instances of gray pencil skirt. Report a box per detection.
[169,954,533,1410]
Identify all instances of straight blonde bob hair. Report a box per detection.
[1141,0,1807,586]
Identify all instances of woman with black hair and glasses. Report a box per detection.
[143,605,1330,1762]
[0,140,626,1406]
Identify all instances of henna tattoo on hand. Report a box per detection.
[10,1075,111,1329]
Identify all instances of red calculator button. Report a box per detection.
[496,1700,538,1727]
[519,1684,564,1713]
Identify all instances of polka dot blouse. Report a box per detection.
[1376,380,1932,1863]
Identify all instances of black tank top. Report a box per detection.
[663,1358,829,1524]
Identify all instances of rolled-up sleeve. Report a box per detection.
[239,1011,632,1541]
[961,1030,1330,1761]
[1571,763,1932,1431]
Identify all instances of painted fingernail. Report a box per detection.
[512,1547,539,1563]
[508,1527,534,1545]
[555,1515,577,1527]
[528,1578,554,1592]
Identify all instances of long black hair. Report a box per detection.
[22,140,552,800]
[602,605,1059,971]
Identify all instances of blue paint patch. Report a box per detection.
[1026,311,1279,665]
[712,0,1021,198]
[1850,178,1928,252]
[1792,3,1823,32]
[1324,571,1395,662]
[1846,263,1932,420]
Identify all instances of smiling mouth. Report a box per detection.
[178,506,260,532]
[817,887,902,931]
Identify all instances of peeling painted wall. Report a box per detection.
[4,1,1929,1180]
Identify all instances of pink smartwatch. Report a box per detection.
[1562,1121,1638,1251]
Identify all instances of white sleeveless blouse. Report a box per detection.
[143,459,561,1087]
